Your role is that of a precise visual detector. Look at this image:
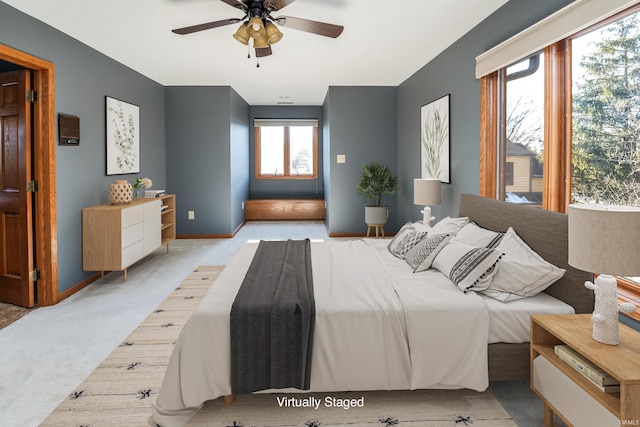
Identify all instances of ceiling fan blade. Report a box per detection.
[172,18,241,35]
[255,46,273,57]
[219,0,248,11]
[263,0,296,11]
[275,16,343,38]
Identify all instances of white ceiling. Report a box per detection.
[3,0,508,105]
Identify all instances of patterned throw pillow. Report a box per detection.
[387,222,414,252]
[432,240,504,292]
[404,234,451,272]
[388,228,428,259]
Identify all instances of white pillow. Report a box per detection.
[428,216,469,237]
[480,227,566,302]
[452,222,504,248]
[432,240,503,292]
[411,221,433,234]
[404,234,451,272]
[387,223,428,259]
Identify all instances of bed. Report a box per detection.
[151,194,594,426]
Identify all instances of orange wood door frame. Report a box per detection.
[0,43,58,306]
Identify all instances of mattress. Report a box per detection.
[366,238,575,344]
[481,293,574,343]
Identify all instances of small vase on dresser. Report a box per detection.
[109,180,133,205]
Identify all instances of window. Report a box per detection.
[254,119,318,179]
[500,54,545,205]
[505,162,514,186]
[571,13,640,206]
[480,5,640,320]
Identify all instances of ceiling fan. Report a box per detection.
[172,0,344,61]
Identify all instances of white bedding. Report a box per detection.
[152,238,569,426]
[481,292,574,343]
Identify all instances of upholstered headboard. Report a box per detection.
[458,194,594,314]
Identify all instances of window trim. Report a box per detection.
[254,125,318,180]
[479,7,640,318]
[618,278,640,322]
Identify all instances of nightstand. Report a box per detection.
[530,314,640,427]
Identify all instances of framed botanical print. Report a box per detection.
[106,96,140,175]
[421,94,450,183]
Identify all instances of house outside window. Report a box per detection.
[254,119,318,179]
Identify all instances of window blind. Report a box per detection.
[475,0,640,78]
[254,119,318,127]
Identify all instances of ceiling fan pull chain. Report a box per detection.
[256,57,260,68]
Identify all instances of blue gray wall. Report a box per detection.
[249,106,324,199]
[230,90,251,230]
[165,86,249,235]
[0,2,166,293]
[324,86,398,234]
[396,0,574,224]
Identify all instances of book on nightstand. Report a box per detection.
[554,344,620,392]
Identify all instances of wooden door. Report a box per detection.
[0,69,34,307]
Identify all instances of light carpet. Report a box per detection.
[42,265,516,427]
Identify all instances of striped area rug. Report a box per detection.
[42,265,515,427]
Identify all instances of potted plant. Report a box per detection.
[356,162,399,225]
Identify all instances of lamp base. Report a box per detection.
[585,275,620,345]
[421,205,435,226]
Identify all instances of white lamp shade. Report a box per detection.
[413,179,441,206]
[568,203,640,276]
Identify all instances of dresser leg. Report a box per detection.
[543,402,553,427]
[223,394,235,405]
[123,268,127,281]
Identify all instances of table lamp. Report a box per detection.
[413,179,441,226]
[568,203,640,345]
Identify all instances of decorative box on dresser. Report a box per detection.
[82,195,176,280]
[531,314,640,427]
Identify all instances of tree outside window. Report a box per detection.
[571,13,640,206]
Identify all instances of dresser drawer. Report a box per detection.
[533,356,618,427]
[122,222,144,248]
[121,204,144,228]
[121,240,144,267]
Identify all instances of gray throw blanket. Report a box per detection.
[230,239,315,395]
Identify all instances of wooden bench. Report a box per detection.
[245,199,325,221]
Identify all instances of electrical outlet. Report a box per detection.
[242,201,245,210]
[337,154,346,164]
[188,210,195,220]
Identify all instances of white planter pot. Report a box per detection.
[365,206,388,225]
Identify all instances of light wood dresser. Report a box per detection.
[83,195,175,280]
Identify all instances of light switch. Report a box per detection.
[337,154,346,164]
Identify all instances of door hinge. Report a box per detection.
[27,180,38,192]
[29,269,40,282]
[26,90,38,102]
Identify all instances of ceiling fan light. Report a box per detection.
[233,23,250,45]
[264,22,283,45]
[253,35,270,49]
[247,16,265,38]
